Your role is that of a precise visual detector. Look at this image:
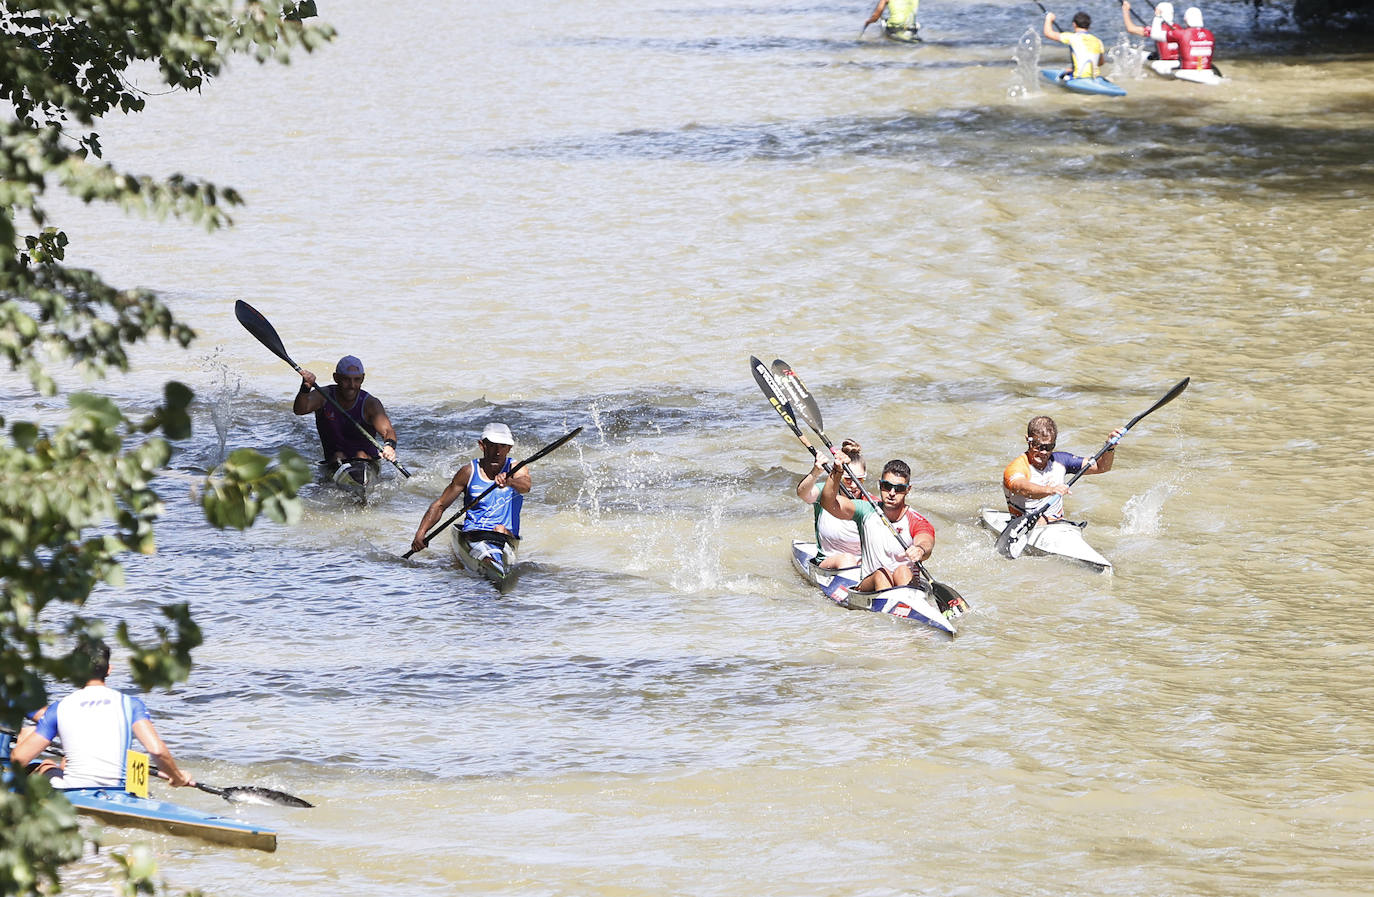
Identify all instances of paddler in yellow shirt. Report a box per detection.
[864,0,921,40]
[1042,10,1105,79]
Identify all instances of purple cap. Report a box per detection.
[335,355,365,376]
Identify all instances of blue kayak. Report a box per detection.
[3,733,277,851]
[1040,67,1127,97]
[62,788,278,852]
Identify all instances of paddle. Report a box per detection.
[750,356,825,466]
[234,299,411,478]
[184,777,312,808]
[1133,0,1223,77]
[769,359,970,617]
[402,426,583,559]
[4,726,312,808]
[995,377,1190,560]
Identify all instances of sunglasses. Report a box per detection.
[878,480,909,493]
[1029,441,1056,452]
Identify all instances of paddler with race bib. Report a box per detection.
[1002,416,1125,524]
[293,355,400,478]
[796,439,865,570]
[1042,10,1105,80]
[819,450,935,593]
[410,423,531,560]
[8,642,195,790]
[864,0,921,40]
[1121,1,1181,73]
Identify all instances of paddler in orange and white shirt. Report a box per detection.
[1042,10,1105,80]
[1002,416,1125,523]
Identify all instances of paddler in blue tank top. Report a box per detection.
[293,355,400,472]
[409,423,532,555]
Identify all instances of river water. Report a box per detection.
[16,0,1374,894]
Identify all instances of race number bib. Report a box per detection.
[125,750,150,797]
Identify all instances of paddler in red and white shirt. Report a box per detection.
[1121,1,1180,72]
[820,453,935,593]
[1164,6,1216,73]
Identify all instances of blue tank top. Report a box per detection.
[313,386,378,459]
[462,457,523,538]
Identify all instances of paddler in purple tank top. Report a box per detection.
[292,355,400,470]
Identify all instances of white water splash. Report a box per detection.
[1120,480,1179,536]
[199,347,243,467]
[1107,35,1148,80]
[1008,27,1042,100]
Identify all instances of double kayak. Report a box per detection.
[790,541,957,636]
[63,787,278,852]
[978,508,1113,572]
[1040,67,1127,97]
[451,528,519,592]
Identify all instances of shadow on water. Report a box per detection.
[500,106,1374,193]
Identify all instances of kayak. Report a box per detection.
[324,458,379,500]
[1149,58,1180,76]
[451,528,519,592]
[1,734,277,851]
[978,508,1113,573]
[790,541,957,636]
[1040,67,1127,97]
[1173,66,1222,85]
[62,787,278,852]
[883,24,920,43]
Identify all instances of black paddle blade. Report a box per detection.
[224,786,313,808]
[995,514,1035,559]
[1130,377,1190,429]
[750,357,805,438]
[197,781,313,807]
[770,360,824,437]
[234,300,296,368]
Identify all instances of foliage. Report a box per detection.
[0,2,333,895]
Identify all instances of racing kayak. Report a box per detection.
[790,541,956,636]
[324,458,379,500]
[1040,67,1127,97]
[978,508,1112,572]
[62,787,278,852]
[883,23,920,42]
[451,528,519,592]
[1173,66,1222,85]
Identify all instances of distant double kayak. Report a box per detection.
[1040,67,1127,97]
[1149,59,1223,85]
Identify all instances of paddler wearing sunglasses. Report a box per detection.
[820,451,935,593]
[1002,416,1125,524]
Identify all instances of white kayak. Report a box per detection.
[789,541,957,636]
[326,458,379,500]
[978,509,1112,573]
[451,528,519,592]
[1173,67,1222,85]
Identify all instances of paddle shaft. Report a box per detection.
[234,300,411,478]
[1000,377,1190,553]
[403,426,582,559]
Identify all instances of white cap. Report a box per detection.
[1156,2,1174,21]
[1184,6,1203,27]
[480,423,514,445]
